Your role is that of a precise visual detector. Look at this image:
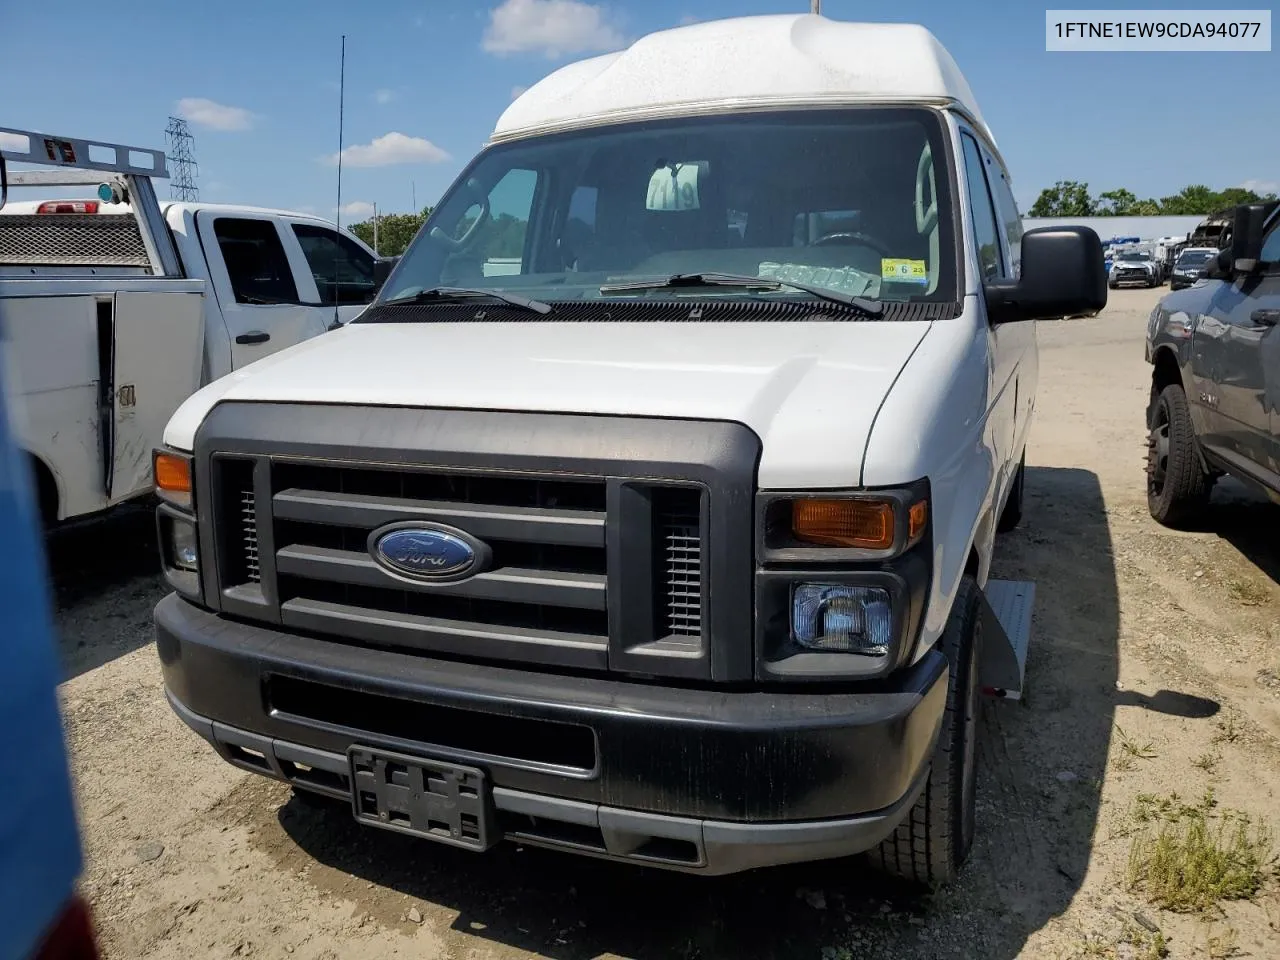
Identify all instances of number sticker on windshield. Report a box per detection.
[881,258,928,284]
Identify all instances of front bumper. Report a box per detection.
[156,593,948,874]
[1112,271,1156,287]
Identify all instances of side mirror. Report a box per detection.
[373,257,395,294]
[984,226,1107,323]
[1226,201,1279,274]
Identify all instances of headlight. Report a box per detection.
[792,583,893,655]
[155,447,202,602]
[754,482,931,681]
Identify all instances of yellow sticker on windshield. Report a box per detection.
[881,258,929,284]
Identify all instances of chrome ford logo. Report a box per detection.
[369,523,488,582]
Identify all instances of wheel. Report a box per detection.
[997,451,1025,533]
[872,576,983,889]
[1147,383,1211,526]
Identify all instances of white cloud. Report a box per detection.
[678,14,698,25]
[483,0,624,58]
[511,85,529,100]
[338,200,375,219]
[373,88,396,105]
[0,131,31,153]
[176,97,256,132]
[325,132,450,167]
[1240,178,1279,196]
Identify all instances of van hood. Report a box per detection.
[165,320,931,488]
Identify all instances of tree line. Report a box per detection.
[1028,181,1277,218]
[348,208,432,258]
[348,207,529,261]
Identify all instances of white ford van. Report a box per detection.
[151,14,1105,887]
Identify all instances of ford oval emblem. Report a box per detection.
[368,523,488,582]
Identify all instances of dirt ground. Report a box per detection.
[51,286,1280,959]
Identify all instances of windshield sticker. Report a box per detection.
[881,258,929,284]
[757,262,879,297]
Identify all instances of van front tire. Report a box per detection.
[871,576,983,889]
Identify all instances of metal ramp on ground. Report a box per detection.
[978,579,1035,701]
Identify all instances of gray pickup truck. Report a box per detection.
[1145,201,1280,524]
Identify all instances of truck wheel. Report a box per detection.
[872,576,983,889]
[1147,383,1210,527]
[997,452,1025,533]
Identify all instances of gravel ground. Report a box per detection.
[51,287,1280,959]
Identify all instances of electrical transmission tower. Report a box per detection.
[165,116,199,202]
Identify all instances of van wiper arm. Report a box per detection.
[383,286,554,315]
[599,272,883,316]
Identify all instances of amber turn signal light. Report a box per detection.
[792,498,894,549]
[908,499,928,542]
[154,451,192,507]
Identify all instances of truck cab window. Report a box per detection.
[212,218,299,304]
[292,225,377,305]
[1260,217,1280,266]
[960,134,1005,282]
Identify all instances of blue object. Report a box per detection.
[371,525,479,580]
[0,356,85,958]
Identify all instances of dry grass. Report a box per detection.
[1226,578,1269,606]
[1205,926,1241,959]
[1192,752,1221,774]
[1126,791,1274,913]
[1114,726,1158,772]
[1213,716,1243,745]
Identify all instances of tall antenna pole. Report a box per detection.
[411,180,416,213]
[810,0,821,13]
[373,202,379,255]
[331,35,346,329]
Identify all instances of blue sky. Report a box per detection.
[2,0,1275,221]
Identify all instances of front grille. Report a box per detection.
[195,404,757,682]
[208,455,716,676]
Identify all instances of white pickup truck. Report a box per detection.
[0,126,381,523]
[152,14,1105,887]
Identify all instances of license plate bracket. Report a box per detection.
[347,746,494,851]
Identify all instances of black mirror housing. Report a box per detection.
[1228,201,1279,273]
[373,257,395,293]
[984,226,1107,323]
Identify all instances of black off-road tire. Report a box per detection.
[1147,383,1210,527]
[871,577,984,889]
[997,452,1025,533]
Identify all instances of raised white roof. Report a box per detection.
[493,14,991,145]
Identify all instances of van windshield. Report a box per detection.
[376,108,957,313]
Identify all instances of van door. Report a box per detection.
[286,220,380,324]
[108,288,204,500]
[195,213,326,369]
[959,131,1021,475]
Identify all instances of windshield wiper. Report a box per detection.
[383,286,554,315]
[598,272,884,317]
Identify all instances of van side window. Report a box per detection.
[960,134,1005,281]
[212,218,299,304]
[292,224,378,305]
[987,157,1023,279]
[443,168,538,282]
